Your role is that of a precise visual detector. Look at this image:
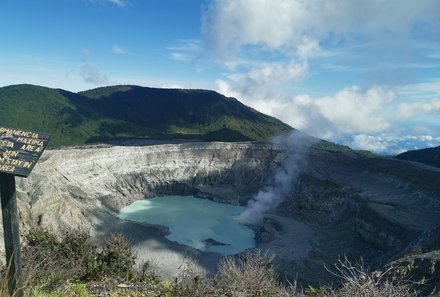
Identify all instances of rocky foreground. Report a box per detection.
[4,141,440,293]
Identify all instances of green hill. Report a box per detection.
[0,84,292,147]
[395,146,440,168]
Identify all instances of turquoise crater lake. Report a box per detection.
[118,195,256,255]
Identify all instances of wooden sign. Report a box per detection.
[0,127,49,296]
[0,127,50,177]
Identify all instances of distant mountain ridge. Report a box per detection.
[395,146,440,168]
[0,84,292,147]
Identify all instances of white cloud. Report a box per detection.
[215,79,241,99]
[203,0,440,60]
[216,77,440,155]
[315,86,395,134]
[273,94,337,139]
[217,81,395,139]
[204,0,440,97]
[352,134,394,153]
[161,83,184,89]
[112,44,127,55]
[81,64,108,85]
[109,0,128,7]
[81,49,90,62]
[167,39,203,63]
[204,0,440,153]
[168,39,202,53]
[228,61,308,99]
[79,48,109,85]
[169,52,191,62]
[397,99,440,118]
[296,37,321,60]
[397,79,440,100]
[350,133,440,155]
[88,0,129,8]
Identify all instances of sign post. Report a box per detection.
[0,127,50,296]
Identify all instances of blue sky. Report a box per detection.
[1,0,440,154]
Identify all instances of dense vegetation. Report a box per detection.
[395,146,440,168]
[2,228,419,296]
[0,84,292,147]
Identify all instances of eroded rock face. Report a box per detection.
[1,142,439,289]
[15,142,279,235]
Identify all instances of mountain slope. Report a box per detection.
[0,84,292,147]
[0,84,100,147]
[395,146,440,168]
[78,85,292,141]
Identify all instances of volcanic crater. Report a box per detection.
[7,141,440,290]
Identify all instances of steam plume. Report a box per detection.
[239,131,316,225]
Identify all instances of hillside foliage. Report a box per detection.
[0,84,292,147]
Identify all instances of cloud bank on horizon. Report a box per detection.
[202,0,440,155]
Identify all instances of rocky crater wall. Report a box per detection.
[15,142,280,235]
[10,143,440,251]
[0,141,438,287]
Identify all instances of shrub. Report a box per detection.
[18,228,421,297]
[23,228,97,283]
[216,250,282,297]
[22,229,137,285]
[325,257,417,297]
[59,229,97,278]
[95,233,136,280]
[173,258,214,297]
[26,228,58,251]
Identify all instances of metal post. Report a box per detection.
[0,173,22,297]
